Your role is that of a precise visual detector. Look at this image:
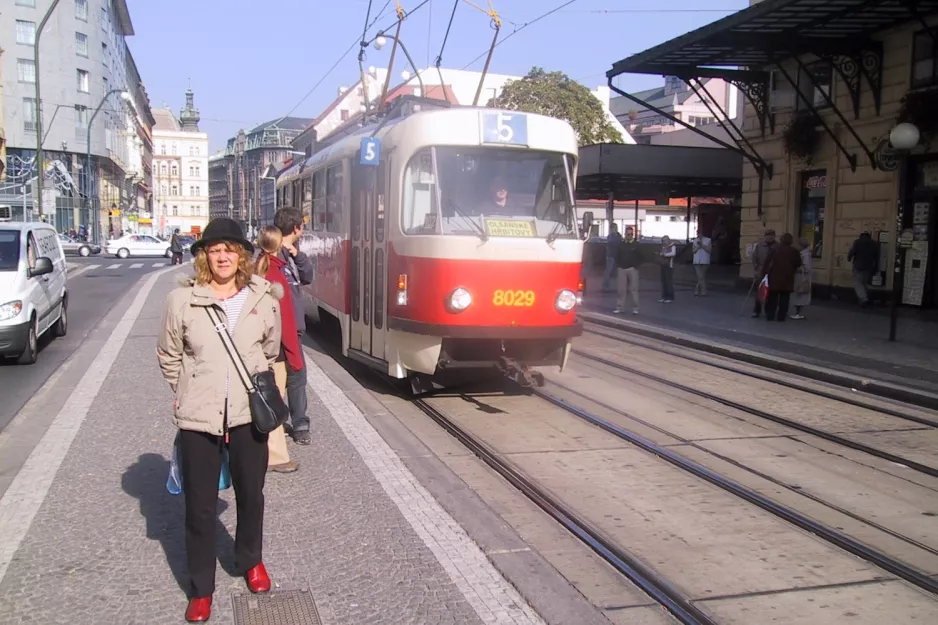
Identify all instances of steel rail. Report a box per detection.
[532,389,938,596]
[583,323,938,428]
[411,397,719,625]
[573,349,938,479]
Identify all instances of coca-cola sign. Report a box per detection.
[805,175,827,189]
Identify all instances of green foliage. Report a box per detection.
[489,67,624,146]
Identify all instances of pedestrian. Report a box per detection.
[658,235,676,303]
[692,227,712,296]
[156,217,282,623]
[613,227,643,315]
[762,232,802,322]
[602,223,623,292]
[790,237,812,319]
[847,231,878,307]
[170,228,184,265]
[273,208,314,445]
[255,225,301,474]
[750,228,778,318]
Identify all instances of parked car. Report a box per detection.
[0,222,69,364]
[58,234,101,257]
[105,234,173,259]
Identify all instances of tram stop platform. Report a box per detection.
[0,267,614,625]
[580,268,938,401]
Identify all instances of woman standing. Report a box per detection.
[157,217,283,623]
[762,232,802,322]
[256,226,303,473]
[659,236,677,303]
[791,237,813,320]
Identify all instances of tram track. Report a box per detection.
[582,321,938,428]
[571,340,938,480]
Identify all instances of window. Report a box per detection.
[23,98,38,132]
[401,149,438,234]
[195,186,201,196]
[160,163,167,175]
[160,184,167,195]
[16,0,37,7]
[340,109,350,122]
[75,0,88,20]
[171,143,177,155]
[189,186,195,196]
[913,31,937,88]
[171,185,178,196]
[798,61,832,110]
[101,43,107,65]
[17,59,36,84]
[769,69,795,111]
[326,164,343,232]
[16,20,36,45]
[75,32,88,57]
[189,146,195,156]
[193,146,199,156]
[799,170,827,259]
[195,166,201,176]
[74,105,88,132]
[77,69,90,93]
[311,169,325,230]
[100,7,108,30]
[189,166,194,176]
[160,143,166,155]
[171,165,178,176]
[172,205,178,216]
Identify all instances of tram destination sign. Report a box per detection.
[481,112,528,146]
[484,218,537,237]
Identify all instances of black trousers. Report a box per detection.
[179,424,269,598]
[764,290,791,321]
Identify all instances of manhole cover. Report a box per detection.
[232,589,322,625]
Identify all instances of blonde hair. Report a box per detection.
[254,226,283,276]
[193,241,254,290]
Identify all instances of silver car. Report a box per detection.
[58,234,101,257]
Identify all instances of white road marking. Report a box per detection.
[129,263,143,269]
[108,263,122,269]
[152,262,166,268]
[305,350,545,625]
[0,266,178,584]
[67,265,94,279]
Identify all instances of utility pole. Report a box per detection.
[34,0,62,221]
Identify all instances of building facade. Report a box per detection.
[208,151,227,222]
[151,89,209,236]
[609,0,938,310]
[211,117,312,234]
[1,0,151,242]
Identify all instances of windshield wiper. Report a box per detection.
[546,220,572,245]
[443,197,488,243]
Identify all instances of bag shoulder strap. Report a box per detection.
[205,306,255,393]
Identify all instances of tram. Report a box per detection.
[276,99,590,389]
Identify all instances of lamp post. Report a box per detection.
[373,33,425,97]
[888,122,921,342]
[86,90,131,245]
[33,0,62,221]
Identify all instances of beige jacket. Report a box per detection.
[157,274,284,436]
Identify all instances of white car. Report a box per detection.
[0,222,69,365]
[106,234,173,259]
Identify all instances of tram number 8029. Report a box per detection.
[493,289,536,307]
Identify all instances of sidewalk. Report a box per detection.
[580,277,938,393]
[0,268,595,625]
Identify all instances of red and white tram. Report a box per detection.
[276,101,588,388]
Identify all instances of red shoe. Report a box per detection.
[245,563,271,593]
[185,596,212,622]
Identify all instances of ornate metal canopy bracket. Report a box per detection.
[860,42,883,116]
[730,78,772,137]
[827,53,863,119]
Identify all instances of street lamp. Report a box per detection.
[86,90,131,244]
[888,121,921,342]
[372,32,425,95]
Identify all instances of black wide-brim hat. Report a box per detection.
[190,217,254,255]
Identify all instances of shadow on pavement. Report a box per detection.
[122,453,236,594]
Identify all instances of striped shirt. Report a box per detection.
[221,287,250,400]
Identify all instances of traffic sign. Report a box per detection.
[360,137,381,166]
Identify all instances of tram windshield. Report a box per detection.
[401,147,577,240]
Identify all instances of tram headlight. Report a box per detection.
[448,287,472,312]
[555,289,577,313]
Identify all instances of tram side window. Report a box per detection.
[326,164,343,233]
[312,169,326,231]
[301,177,312,225]
[402,149,439,234]
[283,180,294,208]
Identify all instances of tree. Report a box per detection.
[489,67,624,146]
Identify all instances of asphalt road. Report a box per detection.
[0,256,177,432]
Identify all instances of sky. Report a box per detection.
[124,0,750,152]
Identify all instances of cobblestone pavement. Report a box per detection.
[0,269,546,625]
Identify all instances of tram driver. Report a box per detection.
[484,176,514,216]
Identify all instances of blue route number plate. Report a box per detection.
[481,112,528,146]
[360,137,381,166]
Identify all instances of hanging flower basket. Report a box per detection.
[897,88,938,148]
[783,112,822,165]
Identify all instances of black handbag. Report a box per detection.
[206,307,289,434]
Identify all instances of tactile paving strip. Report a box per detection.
[232,589,322,625]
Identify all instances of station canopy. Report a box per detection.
[576,144,742,202]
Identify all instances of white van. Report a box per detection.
[0,222,68,364]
